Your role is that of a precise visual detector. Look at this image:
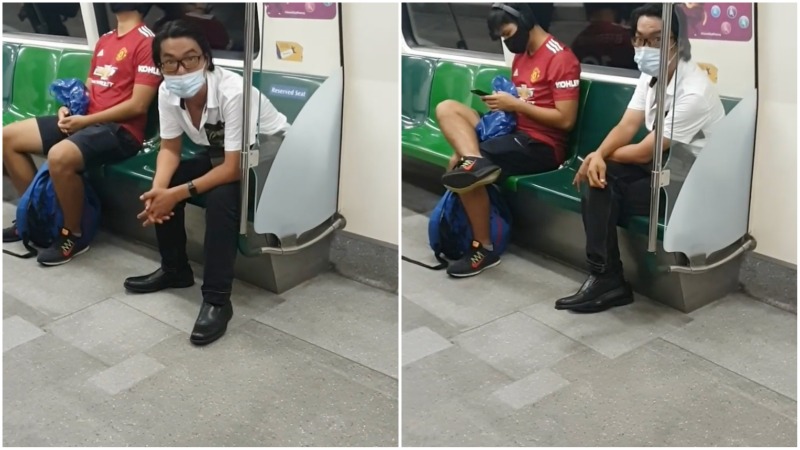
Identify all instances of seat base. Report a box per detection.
[509,189,742,313]
[91,168,333,294]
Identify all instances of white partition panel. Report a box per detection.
[253,68,343,237]
[663,89,757,258]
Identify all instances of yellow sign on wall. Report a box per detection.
[276,41,304,62]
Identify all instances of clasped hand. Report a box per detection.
[481,91,519,112]
[137,187,178,227]
[572,152,608,190]
[57,107,88,135]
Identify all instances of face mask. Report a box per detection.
[503,27,530,54]
[164,70,206,99]
[634,45,676,77]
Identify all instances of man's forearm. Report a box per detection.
[153,149,182,189]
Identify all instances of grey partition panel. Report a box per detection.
[663,89,757,259]
[254,67,343,238]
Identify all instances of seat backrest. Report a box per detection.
[11,46,60,117]
[401,55,435,126]
[3,44,19,108]
[428,61,476,125]
[721,96,739,115]
[574,80,639,159]
[52,50,92,111]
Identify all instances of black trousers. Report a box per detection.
[581,161,653,275]
[155,155,241,306]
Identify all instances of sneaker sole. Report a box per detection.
[555,287,633,311]
[442,169,502,194]
[38,245,90,266]
[447,258,501,278]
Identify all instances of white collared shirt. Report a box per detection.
[158,67,289,152]
[628,59,725,153]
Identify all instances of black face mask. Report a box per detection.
[503,27,530,54]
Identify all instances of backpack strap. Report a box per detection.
[3,238,38,259]
[401,252,449,271]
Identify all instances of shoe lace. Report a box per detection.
[470,250,484,266]
[60,237,75,255]
[458,158,475,169]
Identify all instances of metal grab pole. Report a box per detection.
[647,2,673,252]
[239,3,256,235]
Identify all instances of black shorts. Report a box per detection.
[37,116,141,167]
[479,131,560,182]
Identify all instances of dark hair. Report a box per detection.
[630,3,691,61]
[583,3,623,21]
[151,19,216,71]
[487,3,538,40]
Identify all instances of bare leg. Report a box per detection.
[47,141,85,234]
[2,118,46,195]
[460,187,491,246]
[436,100,481,158]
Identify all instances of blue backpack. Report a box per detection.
[3,162,101,259]
[403,185,512,270]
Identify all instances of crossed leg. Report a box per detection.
[435,100,493,247]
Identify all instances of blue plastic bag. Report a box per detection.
[475,75,518,142]
[49,78,89,116]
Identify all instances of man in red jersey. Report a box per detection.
[571,3,637,70]
[436,3,581,278]
[2,4,161,266]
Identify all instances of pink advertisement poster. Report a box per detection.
[265,3,337,20]
[679,3,753,41]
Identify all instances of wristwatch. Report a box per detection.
[187,180,198,198]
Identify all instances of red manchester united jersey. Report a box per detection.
[511,35,581,163]
[87,24,162,144]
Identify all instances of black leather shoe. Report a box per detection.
[190,302,233,346]
[555,273,634,312]
[123,267,195,293]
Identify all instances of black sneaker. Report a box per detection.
[3,223,21,243]
[441,157,501,193]
[446,240,501,278]
[37,228,89,266]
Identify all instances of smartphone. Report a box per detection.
[470,89,491,97]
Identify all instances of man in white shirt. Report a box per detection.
[555,4,724,313]
[122,21,289,345]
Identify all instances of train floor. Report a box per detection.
[402,181,797,447]
[3,203,398,446]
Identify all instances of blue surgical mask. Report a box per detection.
[634,46,675,77]
[164,70,206,99]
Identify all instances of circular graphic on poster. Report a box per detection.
[738,16,750,29]
[679,3,753,41]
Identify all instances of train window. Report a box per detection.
[93,3,260,61]
[550,3,644,71]
[404,3,645,71]
[2,3,87,42]
[404,3,505,56]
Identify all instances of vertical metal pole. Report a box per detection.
[647,2,673,252]
[239,3,256,235]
